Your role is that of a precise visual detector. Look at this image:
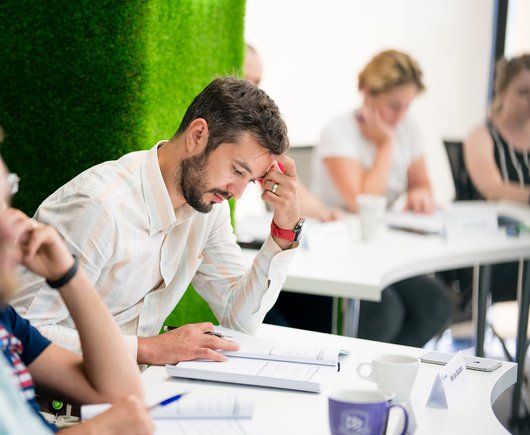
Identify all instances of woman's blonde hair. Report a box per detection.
[358,50,425,95]
[491,53,530,113]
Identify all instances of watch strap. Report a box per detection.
[270,220,297,242]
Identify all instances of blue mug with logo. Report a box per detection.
[329,389,408,435]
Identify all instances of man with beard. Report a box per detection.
[12,77,303,365]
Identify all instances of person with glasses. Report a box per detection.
[0,156,153,434]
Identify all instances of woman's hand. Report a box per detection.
[356,96,395,147]
[19,220,74,281]
[404,187,434,214]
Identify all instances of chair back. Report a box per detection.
[443,140,481,201]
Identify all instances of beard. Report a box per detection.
[177,151,231,213]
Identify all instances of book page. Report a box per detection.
[152,394,252,419]
[167,357,337,392]
[216,326,344,366]
[154,419,261,435]
[81,394,252,421]
[175,358,334,383]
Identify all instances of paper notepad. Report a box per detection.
[165,327,344,393]
[82,394,258,434]
[81,394,253,421]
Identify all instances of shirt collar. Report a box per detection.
[140,141,178,235]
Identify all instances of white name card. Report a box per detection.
[426,351,467,408]
[443,207,498,240]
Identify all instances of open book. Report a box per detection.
[82,394,258,435]
[165,327,346,393]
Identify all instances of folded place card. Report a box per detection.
[443,208,498,240]
[426,351,467,408]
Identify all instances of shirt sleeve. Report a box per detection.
[191,203,296,334]
[317,114,362,160]
[5,307,51,366]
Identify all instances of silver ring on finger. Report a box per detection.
[271,183,279,194]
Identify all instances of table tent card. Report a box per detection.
[426,351,467,409]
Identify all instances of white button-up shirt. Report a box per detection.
[12,143,295,358]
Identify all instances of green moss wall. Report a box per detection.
[0,0,245,326]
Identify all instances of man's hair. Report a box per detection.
[358,49,425,95]
[173,76,288,155]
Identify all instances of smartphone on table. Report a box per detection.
[420,351,502,372]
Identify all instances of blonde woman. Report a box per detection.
[307,50,454,346]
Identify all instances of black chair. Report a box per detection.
[437,140,480,323]
[443,140,481,201]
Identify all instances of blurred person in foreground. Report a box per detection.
[0,151,153,434]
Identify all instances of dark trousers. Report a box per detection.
[265,275,454,348]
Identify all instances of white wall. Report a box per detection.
[506,0,530,57]
[245,0,496,204]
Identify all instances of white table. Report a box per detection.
[142,324,516,434]
[241,202,529,302]
[239,201,530,419]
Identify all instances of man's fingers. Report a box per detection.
[203,335,239,351]
[273,155,297,178]
[196,347,227,362]
[193,322,215,332]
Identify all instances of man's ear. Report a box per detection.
[185,118,209,154]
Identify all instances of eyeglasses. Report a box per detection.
[7,173,19,195]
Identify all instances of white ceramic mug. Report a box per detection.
[357,354,420,403]
[357,194,387,241]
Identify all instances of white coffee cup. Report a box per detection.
[357,194,387,241]
[357,354,420,403]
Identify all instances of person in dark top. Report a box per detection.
[464,53,530,302]
[0,154,154,434]
[465,53,530,204]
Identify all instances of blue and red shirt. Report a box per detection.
[0,305,56,431]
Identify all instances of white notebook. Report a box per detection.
[81,394,259,435]
[165,327,344,393]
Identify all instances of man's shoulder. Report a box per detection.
[48,150,148,203]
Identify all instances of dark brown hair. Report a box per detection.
[174,76,289,155]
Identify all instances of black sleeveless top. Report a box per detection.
[487,119,530,187]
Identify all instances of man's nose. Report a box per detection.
[230,180,248,200]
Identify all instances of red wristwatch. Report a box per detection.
[270,218,307,242]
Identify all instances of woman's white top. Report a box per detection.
[311,110,425,209]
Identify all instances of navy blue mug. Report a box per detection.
[328,389,408,435]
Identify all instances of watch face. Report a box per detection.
[294,218,308,242]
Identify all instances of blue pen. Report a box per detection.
[148,393,187,411]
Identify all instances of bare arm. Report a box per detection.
[464,126,530,203]
[13,217,143,404]
[297,183,344,222]
[324,144,393,213]
[404,157,434,213]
